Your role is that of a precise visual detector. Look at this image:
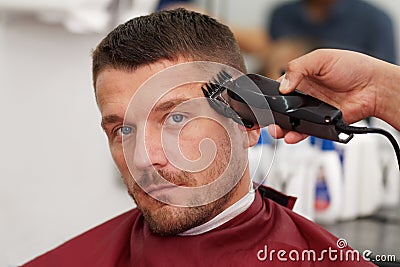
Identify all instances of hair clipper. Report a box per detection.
[202,71,353,143]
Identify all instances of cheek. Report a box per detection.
[110,143,129,175]
[177,120,230,161]
[178,136,203,161]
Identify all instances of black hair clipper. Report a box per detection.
[202,71,353,143]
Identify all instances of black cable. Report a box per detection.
[336,122,400,171]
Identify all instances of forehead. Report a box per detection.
[95,60,205,118]
[96,61,173,108]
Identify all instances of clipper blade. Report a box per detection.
[202,70,254,128]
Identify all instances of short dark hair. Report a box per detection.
[92,8,245,88]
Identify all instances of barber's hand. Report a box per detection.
[268,49,384,143]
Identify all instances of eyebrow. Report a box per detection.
[152,97,192,113]
[101,114,123,130]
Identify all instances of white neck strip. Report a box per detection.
[179,187,256,236]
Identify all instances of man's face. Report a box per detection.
[95,60,256,236]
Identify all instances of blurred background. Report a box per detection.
[0,0,399,265]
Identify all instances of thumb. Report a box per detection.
[278,71,303,94]
[279,49,330,94]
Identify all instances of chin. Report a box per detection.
[127,174,239,236]
[129,195,174,235]
[138,192,235,236]
[142,205,193,236]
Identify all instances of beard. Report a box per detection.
[127,165,243,236]
[134,183,236,236]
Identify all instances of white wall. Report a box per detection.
[0,14,132,266]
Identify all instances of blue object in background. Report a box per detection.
[256,128,272,145]
[156,0,193,10]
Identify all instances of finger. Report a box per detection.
[283,131,308,144]
[267,124,286,139]
[277,75,284,83]
[267,124,308,143]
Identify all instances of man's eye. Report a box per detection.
[117,126,133,136]
[165,113,187,126]
[172,114,184,123]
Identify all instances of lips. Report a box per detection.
[145,183,183,196]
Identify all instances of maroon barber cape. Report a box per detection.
[23,186,375,266]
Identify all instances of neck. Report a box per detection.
[305,0,336,23]
[222,167,252,211]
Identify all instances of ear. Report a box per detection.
[238,124,261,148]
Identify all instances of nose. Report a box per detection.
[132,126,168,171]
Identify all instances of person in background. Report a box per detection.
[269,48,400,142]
[23,9,374,267]
[262,37,320,79]
[269,0,396,64]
